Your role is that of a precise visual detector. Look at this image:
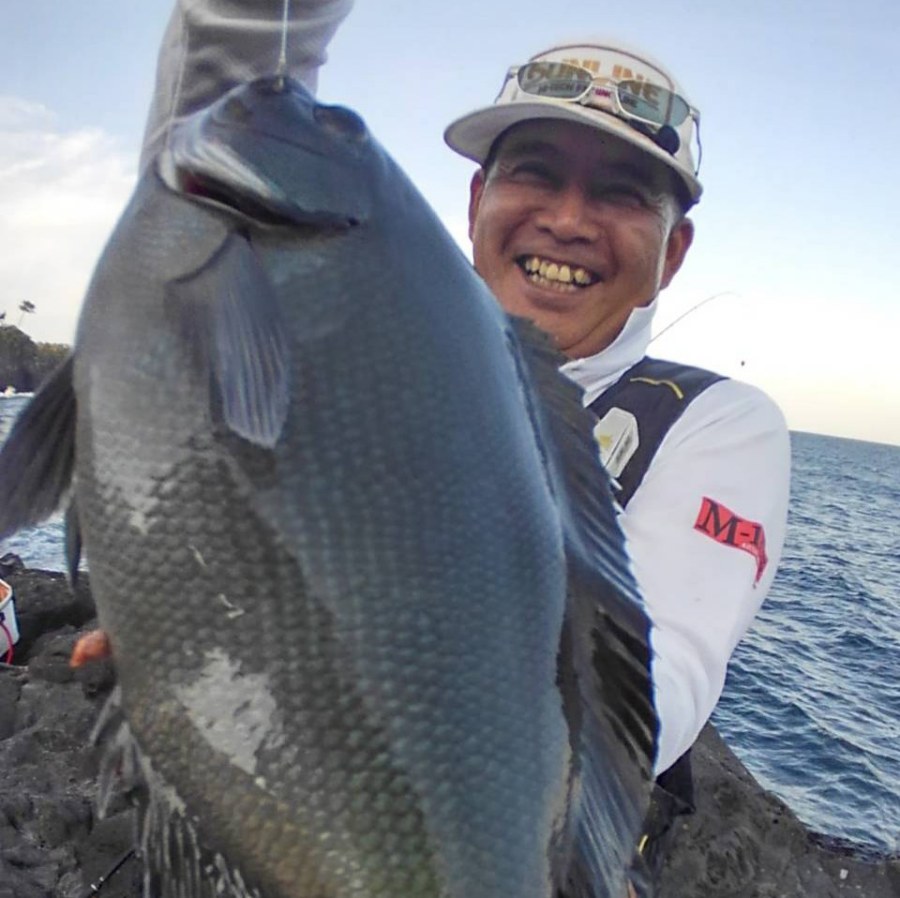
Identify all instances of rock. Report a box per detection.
[0,553,25,578]
[6,569,95,661]
[76,812,141,898]
[657,725,899,897]
[0,566,896,897]
[0,567,136,897]
[0,674,21,740]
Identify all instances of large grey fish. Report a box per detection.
[0,76,656,898]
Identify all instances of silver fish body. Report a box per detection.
[0,77,656,898]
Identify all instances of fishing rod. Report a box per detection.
[79,848,137,897]
[649,291,740,344]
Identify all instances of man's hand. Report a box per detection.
[70,628,111,667]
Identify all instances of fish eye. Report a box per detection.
[221,96,253,123]
[314,104,368,143]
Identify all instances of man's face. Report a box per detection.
[468,119,694,358]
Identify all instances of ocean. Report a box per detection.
[714,430,900,856]
[0,396,897,855]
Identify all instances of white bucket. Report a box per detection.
[0,578,19,657]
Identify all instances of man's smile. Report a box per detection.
[515,254,601,291]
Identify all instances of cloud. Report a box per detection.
[0,97,136,344]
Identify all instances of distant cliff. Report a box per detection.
[0,325,69,393]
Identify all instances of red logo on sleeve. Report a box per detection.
[694,497,768,584]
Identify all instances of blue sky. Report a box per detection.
[1,0,897,445]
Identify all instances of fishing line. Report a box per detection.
[649,291,741,344]
[159,8,190,177]
[276,0,292,78]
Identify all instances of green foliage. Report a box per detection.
[0,326,70,393]
[30,342,70,388]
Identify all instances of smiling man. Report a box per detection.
[445,43,790,889]
[466,120,693,357]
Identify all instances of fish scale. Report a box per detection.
[95,447,445,897]
[0,75,657,898]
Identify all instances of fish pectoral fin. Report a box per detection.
[0,355,76,540]
[505,315,657,895]
[167,233,290,449]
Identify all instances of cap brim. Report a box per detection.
[444,99,702,203]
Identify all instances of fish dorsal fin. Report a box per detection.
[167,233,290,448]
[0,355,76,541]
[507,316,658,898]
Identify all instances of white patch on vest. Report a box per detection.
[593,407,640,478]
[175,648,279,777]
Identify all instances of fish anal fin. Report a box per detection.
[93,689,264,898]
[0,355,76,541]
[167,233,290,449]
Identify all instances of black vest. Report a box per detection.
[588,356,726,830]
[588,356,726,509]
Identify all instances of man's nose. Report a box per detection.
[536,184,599,241]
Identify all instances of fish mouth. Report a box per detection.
[159,142,360,231]
[516,255,601,291]
[170,167,310,228]
[156,77,373,232]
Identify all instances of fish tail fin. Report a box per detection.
[0,355,76,541]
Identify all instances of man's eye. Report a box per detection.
[597,185,648,207]
[509,161,557,183]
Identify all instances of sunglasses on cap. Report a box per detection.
[505,61,701,170]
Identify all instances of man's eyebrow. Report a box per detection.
[501,142,660,182]
[597,162,658,185]
[497,139,562,160]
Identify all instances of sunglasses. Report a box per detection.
[505,61,701,168]
[512,61,696,127]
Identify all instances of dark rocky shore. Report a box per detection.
[0,326,68,396]
[0,560,897,898]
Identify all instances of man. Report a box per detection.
[136,1,790,889]
[443,41,791,886]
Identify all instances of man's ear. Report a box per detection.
[468,169,487,242]
[660,217,695,289]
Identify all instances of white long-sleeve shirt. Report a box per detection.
[563,302,791,774]
[140,0,354,173]
[144,0,791,777]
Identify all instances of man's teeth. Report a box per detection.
[522,256,595,286]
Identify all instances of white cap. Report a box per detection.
[444,42,702,204]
